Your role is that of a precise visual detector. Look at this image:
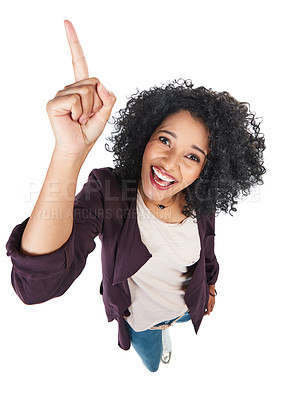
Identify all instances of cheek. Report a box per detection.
[141,143,156,168]
[181,165,203,185]
[141,148,151,176]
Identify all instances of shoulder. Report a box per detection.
[88,166,115,182]
[86,167,137,205]
[74,167,118,207]
[86,167,121,191]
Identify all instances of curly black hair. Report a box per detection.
[105,79,266,218]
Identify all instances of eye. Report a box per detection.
[158,136,170,146]
[186,154,200,163]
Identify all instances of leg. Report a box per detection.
[160,311,191,363]
[125,320,163,372]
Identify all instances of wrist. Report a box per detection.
[52,146,91,169]
[208,284,217,296]
[49,148,87,185]
[209,288,217,297]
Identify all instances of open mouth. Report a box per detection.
[150,166,176,189]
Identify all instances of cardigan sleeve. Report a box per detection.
[5,169,105,305]
[204,215,219,286]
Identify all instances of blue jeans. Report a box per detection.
[125,311,191,372]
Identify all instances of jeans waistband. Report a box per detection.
[149,311,189,330]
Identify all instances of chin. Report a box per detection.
[140,180,178,202]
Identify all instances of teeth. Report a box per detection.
[153,175,172,187]
[152,166,174,183]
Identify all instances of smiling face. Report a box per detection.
[139,110,210,206]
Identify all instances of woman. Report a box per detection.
[6,20,266,372]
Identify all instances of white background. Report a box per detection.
[1,0,284,399]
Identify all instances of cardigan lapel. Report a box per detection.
[112,186,152,285]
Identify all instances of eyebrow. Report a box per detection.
[157,129,207,157]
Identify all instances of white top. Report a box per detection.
[124,189,201,332]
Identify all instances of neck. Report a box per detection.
[138,182,180,210]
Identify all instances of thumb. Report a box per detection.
[96,81,116,119]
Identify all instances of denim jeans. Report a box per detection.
[124,311,191,372]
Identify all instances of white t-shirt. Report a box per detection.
[124,189,201,332]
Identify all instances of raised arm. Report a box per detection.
[20,20,116,255]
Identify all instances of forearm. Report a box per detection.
[20,147,91,255]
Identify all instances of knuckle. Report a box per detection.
[46,99,57,113]
[70,93,81,105]
[55,89,63,97]
[89,77,99,85]
[46,98,55,108]
[73,55,86,64]
[81,85,92,96]
[46,100,52,110]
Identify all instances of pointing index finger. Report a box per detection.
[64,20,89,82]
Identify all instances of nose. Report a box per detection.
[160,151,180,172]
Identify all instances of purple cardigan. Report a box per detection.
[6,167,219,350]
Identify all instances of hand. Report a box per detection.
[46,20,116,159]
[204,285,216,316]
